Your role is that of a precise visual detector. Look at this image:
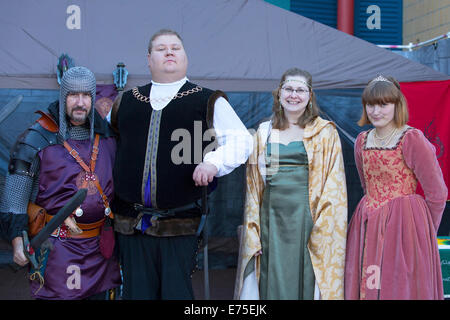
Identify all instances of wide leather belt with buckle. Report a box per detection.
[133,202,200,232]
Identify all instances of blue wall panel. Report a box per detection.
[354,0,403,45]
[289,0,402,45]
[290,0,337,28]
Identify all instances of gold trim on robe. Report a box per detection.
[234,116,348,300]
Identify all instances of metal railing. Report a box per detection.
[377,31,450,51]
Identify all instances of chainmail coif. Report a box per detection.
[0,67,96,216]
[59,66,96,142]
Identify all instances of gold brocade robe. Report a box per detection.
[234,117,348,300]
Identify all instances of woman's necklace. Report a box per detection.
[373,127,397,148]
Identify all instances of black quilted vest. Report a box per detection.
[113,81,217,212]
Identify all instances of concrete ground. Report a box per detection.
[0,237,236,300]
[0,266,236,300]
[0,240,31,299]
[192,268,236,300]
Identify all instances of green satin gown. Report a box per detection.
[259,141,315,299]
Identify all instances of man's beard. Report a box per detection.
[68,107,89,124]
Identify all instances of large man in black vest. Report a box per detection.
[110,29,253,299]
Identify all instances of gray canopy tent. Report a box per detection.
[0,0,449,276]
[0,0,447,91]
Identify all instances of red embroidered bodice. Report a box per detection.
[362,130,417,209]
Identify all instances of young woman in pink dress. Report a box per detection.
[344,75,448,300]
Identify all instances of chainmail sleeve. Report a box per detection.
[0,156,40,241]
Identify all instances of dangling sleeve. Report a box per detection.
[402,128,448,231]
[306,121,347,300]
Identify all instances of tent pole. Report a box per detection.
[337,0,354,35]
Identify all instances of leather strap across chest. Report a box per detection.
[63,134,113,218]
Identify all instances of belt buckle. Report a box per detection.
[150,215,159,225]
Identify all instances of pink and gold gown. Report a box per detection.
[345,127,448,300]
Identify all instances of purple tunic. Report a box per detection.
[30,137,121,299]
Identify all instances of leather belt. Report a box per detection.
[45,213,105,239]
[133,201,201,233]
[133,201,200,218]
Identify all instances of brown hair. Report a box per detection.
[358,76,409,127]
[148,29,183,53]
[272,68,320,130]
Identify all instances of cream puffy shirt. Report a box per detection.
[150,77,253,176]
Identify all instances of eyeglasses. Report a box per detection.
[281,87,310,95]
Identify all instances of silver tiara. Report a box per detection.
[370,75,392,84]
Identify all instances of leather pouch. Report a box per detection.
[99,217,115,259]
[27,202,46,237]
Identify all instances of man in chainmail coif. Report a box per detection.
[0,66,121,299]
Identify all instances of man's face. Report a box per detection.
[147,34,188,82]
[66,92,92,125]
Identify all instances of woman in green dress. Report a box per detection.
[234,68,348,300]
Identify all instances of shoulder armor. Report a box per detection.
[8,112,59,176]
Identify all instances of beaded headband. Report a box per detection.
[281,79,311,88]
